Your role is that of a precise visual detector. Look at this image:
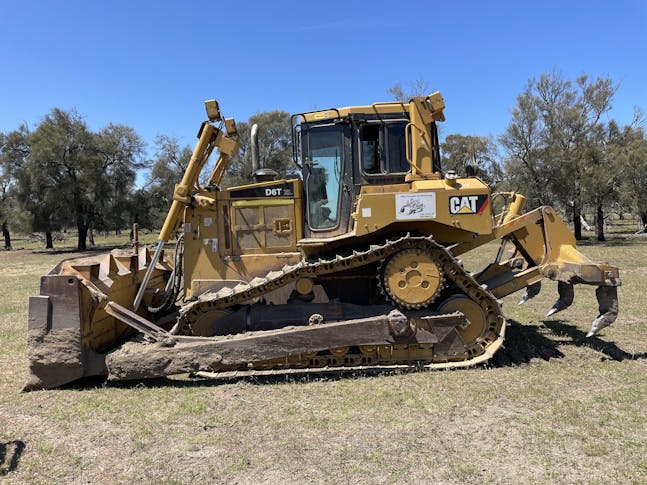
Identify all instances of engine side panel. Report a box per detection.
[353,177,493,242]
[182,179,304,299]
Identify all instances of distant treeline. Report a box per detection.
[1,70,646,250]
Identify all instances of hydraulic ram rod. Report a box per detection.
[133,122,217,310]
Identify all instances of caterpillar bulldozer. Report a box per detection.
[25,93,620,390]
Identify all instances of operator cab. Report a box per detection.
[293,105,443,238]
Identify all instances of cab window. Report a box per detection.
[359,121,409,175]
[386,123,408,173]
[360,124,380,174]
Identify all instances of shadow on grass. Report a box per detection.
[487,319,565,368]
[542,319,647,362]
[575,234,647,247]
[0,440,25,476]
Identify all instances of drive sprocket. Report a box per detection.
[379,248,444,309]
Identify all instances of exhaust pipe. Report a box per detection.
[250,123,278,183]
[251,123,260,172]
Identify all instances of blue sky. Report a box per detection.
[1,0,646,152]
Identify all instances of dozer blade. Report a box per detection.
[25,248,173,391]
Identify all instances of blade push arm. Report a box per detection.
[133,99,238,310]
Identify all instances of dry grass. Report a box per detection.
[6,230,159,252]
[0,224,645,484]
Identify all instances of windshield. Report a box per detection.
[305,124,343,230]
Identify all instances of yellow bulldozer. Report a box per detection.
[25,93,620,390]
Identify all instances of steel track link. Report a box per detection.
[176,234,505,370]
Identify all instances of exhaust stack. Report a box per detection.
[250,123,278,182]
[251,123,260,173]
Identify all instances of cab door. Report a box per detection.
[302,122,353,238]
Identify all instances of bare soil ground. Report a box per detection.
[0,227,645,484]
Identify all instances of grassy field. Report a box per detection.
[0,226,645,484]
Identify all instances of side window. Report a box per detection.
[360,124,380,174]
[359,121,409,175]
[386,123,408,173]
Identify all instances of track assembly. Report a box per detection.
[171,234,506,374]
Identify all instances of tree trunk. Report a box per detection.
[572,203,583,240]
[45,231,53,249]
[2,222,11,249]
[596,198,605,242]
[572,178,583,240]
[77,221,88,251]
[89,227,95,247]
[641,211,647,233]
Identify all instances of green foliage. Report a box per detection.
[499,71,619,239]
[0,110,148,249]
[0,126,32,238]
[0,133,15,248]
[607,115,647,230]
[499,86,554,207]
[1,108,295,244]
[94,124,147,233]
[2,122,67,243]
[440,134,502,186]
[27,109,105,249]
[146,134,192,228]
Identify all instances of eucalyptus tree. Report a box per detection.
[94,124,147,234]
[613,116,647,231]
[0,126,35,246]
[26,109,101,249]
[501,71,616,238]
[147,134,193,227]
[441,134,501,186]
[387,78,430,103]
[0,132,13,248]
[499,86,554,208]
[537,72,616,239]
[580,121,624,241]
